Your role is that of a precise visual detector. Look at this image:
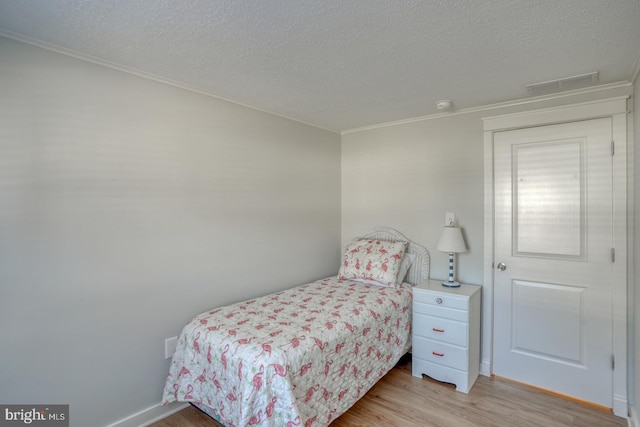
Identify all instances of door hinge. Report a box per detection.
[611,248,615,263]
[611,354,615,370]
[611,140,615,156]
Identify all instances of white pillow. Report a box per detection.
[396,252,416,284]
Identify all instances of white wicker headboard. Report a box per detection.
[356,227,430,286]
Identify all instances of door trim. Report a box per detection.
[482,97,629,417]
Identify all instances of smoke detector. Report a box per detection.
[436,99,453,111]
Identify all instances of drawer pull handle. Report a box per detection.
[435,297,443,304]
[432,351,445,357]
[432,328,445,333]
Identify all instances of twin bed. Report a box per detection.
[162,227,430,427]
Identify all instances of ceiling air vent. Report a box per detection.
[524,71,599,96]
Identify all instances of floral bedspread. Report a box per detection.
[162,276,412,427]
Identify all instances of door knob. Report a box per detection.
[497,262,507,271]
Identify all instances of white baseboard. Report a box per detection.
[629,405,638,427]
[613,394,629,418]
[480,359,491,377]
[106,402,190,427]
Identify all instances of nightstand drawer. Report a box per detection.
[413,290,467,310]
[412,336,467,370]
[412,359,473,393]
[413,313,468,346]
[413,301,468,322]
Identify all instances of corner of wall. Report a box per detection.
[630,50,640,427]
[629,405,638,427]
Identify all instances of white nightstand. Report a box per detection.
[411,279,481,393]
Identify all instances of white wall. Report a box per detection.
[633,71,640,424]
[342,114,485,283]
[0,36,341,427]
[342,84,633,380]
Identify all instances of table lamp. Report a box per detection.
[436,226,467,287]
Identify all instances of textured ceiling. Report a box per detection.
[1,0,639,132]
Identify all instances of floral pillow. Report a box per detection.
[339,239,408,287]
[350,252,416,287]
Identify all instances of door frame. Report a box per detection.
[482,97,629,416]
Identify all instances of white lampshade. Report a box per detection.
[437,226,467,253]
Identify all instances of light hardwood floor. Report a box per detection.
[152,358,626,427]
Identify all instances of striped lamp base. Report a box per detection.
[442,252,461,287]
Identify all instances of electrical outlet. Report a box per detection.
[165,336,178,359]
[445,212,456,226]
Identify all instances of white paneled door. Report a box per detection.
[493,118,613,407]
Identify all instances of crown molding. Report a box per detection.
[0,30,340,135]
[342,81,632,135]
[630,48,640,85]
